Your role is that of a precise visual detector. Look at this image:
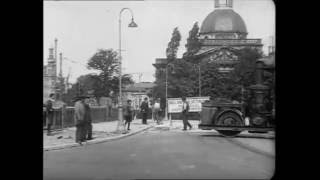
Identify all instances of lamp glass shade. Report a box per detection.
[128,18,138,27]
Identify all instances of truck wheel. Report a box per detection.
[216,111,243,137]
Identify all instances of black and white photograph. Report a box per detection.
[43,0,275,179]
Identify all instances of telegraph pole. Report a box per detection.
[59,53,63,99]
[54,38,58,95]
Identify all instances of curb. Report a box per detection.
[44,125,154,152]
[227,138,275,158]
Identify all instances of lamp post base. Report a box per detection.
[116,106,124,132]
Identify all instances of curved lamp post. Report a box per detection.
[117,8,138,132]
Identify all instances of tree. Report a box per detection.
[183,22,201,62]
[87,49,134,98]
[166,27,181,63]
[200,47,263,101]
[77,74,102,97]
[167,59,197,97]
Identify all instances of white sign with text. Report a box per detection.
[167,97,210,113]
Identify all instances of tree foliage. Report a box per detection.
[183,22,201,62]
[166,27,181,62]
[86,48,134,98]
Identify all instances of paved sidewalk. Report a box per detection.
[44,120,155,151]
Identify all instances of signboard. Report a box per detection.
[167,97,210,113]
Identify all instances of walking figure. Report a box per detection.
[181,96,192,131]
[153,98,161,124]
[124,100,134,130]
[45,93,55,136]
[140,97,149,124]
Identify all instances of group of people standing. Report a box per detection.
[122,97,163,130]
[74,95,93,145]
[123,96,192,131]
[122,97,150,131]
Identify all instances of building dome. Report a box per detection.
[200,9,247,34]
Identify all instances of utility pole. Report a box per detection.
[59,53,63,99]
[199,64,201,97]
[139,73,142,83]
[54,38,58,95]
[59,53,63,77]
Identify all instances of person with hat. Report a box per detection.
[123,99,134,130]
[74,95,87,145]
[140,97,149,125]
[45,93,55,136]
[84,97,93,140]
[181,96,192,131]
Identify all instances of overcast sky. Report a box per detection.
[44,0,275,83]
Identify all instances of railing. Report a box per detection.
[43,106,119,131]
[201,39,262,46]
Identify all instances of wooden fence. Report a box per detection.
[43,106,119,130]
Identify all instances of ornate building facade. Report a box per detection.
[153,0,264,75]
[194,0,262,72]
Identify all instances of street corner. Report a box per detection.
[44,124,154,151]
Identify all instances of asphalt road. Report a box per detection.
[43,128,275,179]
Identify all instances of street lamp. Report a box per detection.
[165,63,175,126]
[117,8,138,132]
[197,63,201,97]
[165,64,168,123]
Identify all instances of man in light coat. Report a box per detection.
[181,96,192,131]
[74,96,87,145]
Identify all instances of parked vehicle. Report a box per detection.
[199,59,275,137]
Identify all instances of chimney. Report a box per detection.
[49,48,54,60]
[59,53,63,77]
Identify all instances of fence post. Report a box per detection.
[52,108,56,129]
[61,104,66,129]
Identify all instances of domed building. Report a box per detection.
[194,0,263,72]
[154,0,263,74]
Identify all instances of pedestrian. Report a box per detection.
[84,98,93,140]
[140,97,149,125]
[45,93,55,136]
[154,98,161,125]
[74,95,87,145]
[124,100,134,130]
[181,96,192,131]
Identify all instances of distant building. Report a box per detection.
[43,47,57,103]
[43,47,69,103]
[123,82,155,109]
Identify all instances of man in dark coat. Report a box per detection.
[181,96,192,131]
[74,96,87,145]
[140,97,149,124]
[124,100,134,130]
[84,99,93,140]
[45,93,55,136]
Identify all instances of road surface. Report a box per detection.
[44,128,275,179]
